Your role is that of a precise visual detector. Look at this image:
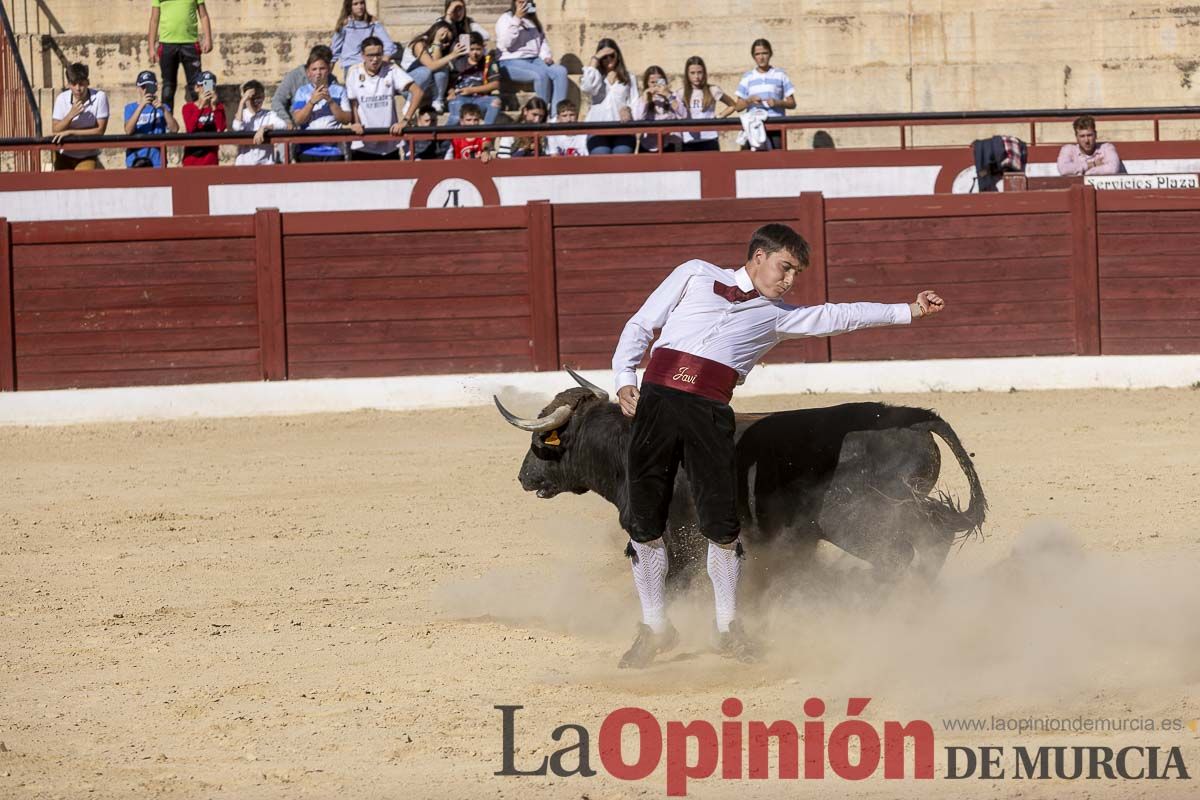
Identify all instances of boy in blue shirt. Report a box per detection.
[123,70,179,167]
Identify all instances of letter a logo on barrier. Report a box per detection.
[442,188,462,208]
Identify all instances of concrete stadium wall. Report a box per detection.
[8,1,1200,158]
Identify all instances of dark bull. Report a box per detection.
[496,369,987,586]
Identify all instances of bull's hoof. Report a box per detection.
[714,619,764,663]
[617,623,678,669]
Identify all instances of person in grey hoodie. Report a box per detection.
[331,0,397,75]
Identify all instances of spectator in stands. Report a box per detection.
[51,63,110,171]
[547,99,587,156]
[440,0,491,55]
[735,38,795,150]
[347,36,422,161]
[496,97,548,157]
[272,45,341,127]
[412,106,451,159]
[402,21,467,114]
[233,80,287,166]
[123,69,177,168]
[332,0,397,76]
[447,102,493,161]
[181,70,226,166]
[677,55,736,152]
[1056,115,1122,176]
[147,0,212,112]
[495,0,568,111]
[635,65,686,153]
[447,32,501,125]
[580,38,636,155]
[291,52,352,162]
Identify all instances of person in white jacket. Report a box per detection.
[579,38,637,155]
[495,0,568,110]
[232,80,288,165]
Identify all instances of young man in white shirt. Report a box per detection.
[51,62,110,170]
[612,223,945,668]
[346,36,423,160]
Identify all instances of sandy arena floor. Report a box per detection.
[1,386,1198,799]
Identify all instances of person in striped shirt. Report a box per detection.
[735,38,795,150]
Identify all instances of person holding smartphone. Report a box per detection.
[446,32,501,125]
[290,52,352,162]
[439,0,490,72]
[181,70,225,166]
[124,69,178,168]
[633,65,686,153]
[495,0,568,111]
[402,21,466,113]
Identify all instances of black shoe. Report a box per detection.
[618,623,679,669]
[714,620,764,663]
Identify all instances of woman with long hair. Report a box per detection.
[401,20,467,112]
[734,38,795,149]
[676,55,737,152]
[496,96,548,157]
[579,37,636,155]
[331,0,397,75]
[494,0,569,110]
[440,0,489,42]
[633,65,686,153]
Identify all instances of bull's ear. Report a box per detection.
[541,430,562,447]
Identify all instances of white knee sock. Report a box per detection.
[628,539,669,633]
[707,540,742,632]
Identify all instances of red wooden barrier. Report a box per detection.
[0,191,1196,393]
[280,206,536,379]
[9,215,261,390]
[255,208,287,380]
[824,192,1077,361]
[1096,190,1200,355]
[0,218,14,390]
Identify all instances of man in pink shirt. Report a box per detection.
[1057,115,1122,176]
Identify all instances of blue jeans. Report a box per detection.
[587,134,635,155]
[406,65,450,105]
[498,57,568,109]
[447,95,502,125]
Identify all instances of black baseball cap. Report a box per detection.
[136,70,157,89]
[195,70,217,85]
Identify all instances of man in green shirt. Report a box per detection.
[147,0,213,112]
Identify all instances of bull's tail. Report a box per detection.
[913,415,988,540]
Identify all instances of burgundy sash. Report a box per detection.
[643,347,738,404]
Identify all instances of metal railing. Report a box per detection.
[1,105,1199,167]
[0,1,41,171]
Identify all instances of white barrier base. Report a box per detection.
[1,355,1198,427]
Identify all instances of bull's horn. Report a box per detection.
[564,365,610,402]
[493,396,573,432]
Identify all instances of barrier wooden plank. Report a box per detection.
[0,219,14,391]
[10,216,255,244]
[1099,255,1200,278]
[286,296,530,324]
[553,198,798,227]
[13,262,258,290]
[288,317,532,345]
[526,200,559,371]
[17,326,259,356]
[12,239,255,268]
[832,257,1069,287]
[288,355,531,379]
[18,365,261,391]
[828,233,1073,266]
[825,213,1069,243]
[283,230,529,261]
[15,305,260,333]
[255,208,287,381]
[1097,211,1200,235]
[795,193,830,363]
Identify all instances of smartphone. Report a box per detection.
[202,77,215,94]
[526,1,537,14]
[458,33,470,50]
